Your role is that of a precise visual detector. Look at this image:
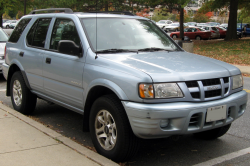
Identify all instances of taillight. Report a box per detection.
[211,31,215,33]
[4,46,6,59]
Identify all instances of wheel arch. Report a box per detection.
[82,79,129,131]
[6,63,31,96]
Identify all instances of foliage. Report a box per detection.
[238,7,250,23]
[193,12,210,23]
[194,39,250,65]
[176,10,191,22]
[2,12,11,19]
[151,8,177,22]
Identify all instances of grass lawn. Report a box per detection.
[193,39,250,66]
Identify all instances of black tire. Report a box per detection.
[10,71,37,115]
[195,35,202,40]
[6,25,9,29]
[89,94,139,162]
[172,34,178,39]
[193,124,231,140]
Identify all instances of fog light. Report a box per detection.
[160,119,169,128]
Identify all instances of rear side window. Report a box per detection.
[9,18,31,43]
[26,18,52,48]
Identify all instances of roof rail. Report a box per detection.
[29,8,73,14]
[87,11,134,16]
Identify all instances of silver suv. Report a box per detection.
[2,8,247,162]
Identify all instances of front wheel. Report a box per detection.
[89,95,139,162]
[193,124,231,140]
[10,71,37,114]
[172,35,178,39]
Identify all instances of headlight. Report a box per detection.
[139,83,183,99]
[232,75,243,89]
[154,83,183,98]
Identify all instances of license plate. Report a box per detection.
[206,105,227,122]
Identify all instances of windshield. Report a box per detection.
[82,18,179,52]
[0,29,8,42]
[237,23,246,28]
[171,23,179,26]
[198,28,206,31]
[158,21,166,24]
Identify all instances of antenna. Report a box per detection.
[95,0,98,59]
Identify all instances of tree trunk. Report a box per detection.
[105,1,109,11]
[179,7,184,40]
[225,0,238,40]
[0,13,2,28]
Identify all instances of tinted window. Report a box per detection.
[50,19,80,50]
[211,27,218,31]
[9,18,31,43]
[26,18,51,48]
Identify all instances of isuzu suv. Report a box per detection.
[2,8,247,162]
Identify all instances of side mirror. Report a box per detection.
[58,40,83,57]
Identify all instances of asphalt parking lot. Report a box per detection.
[0,75,249,165]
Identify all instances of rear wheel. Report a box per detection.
[10,71,37,114]
[89,95,139,162]
[6,25,9,29]
[193,124,231,140]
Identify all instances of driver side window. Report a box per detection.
[50,18,80,50]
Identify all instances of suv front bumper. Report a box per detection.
[122,90,247,139]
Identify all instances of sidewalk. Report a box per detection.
[234,65,250,75]
[0,104,118,166]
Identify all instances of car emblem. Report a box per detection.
[207,86,219,90]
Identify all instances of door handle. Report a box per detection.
[19,52,24,57]
[46,58,51,64]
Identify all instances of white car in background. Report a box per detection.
[3,20,17,29]
[0,28,9,74]
[156,20,173,29]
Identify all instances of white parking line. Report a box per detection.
[0,89,6,92]
[193,147,250,166]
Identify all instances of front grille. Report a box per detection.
[191,92,200,98]
[205,89,221,98]
[202,78,220,86]
[186,81,198,88]
[185,77,230,101]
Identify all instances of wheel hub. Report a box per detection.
[95,110,117,150]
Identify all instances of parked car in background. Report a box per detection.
[197,23,208,27]
[3,20,17,29]
[220,23,228,29]
[0,27,9,74]
[164,23,188,32]
[203,26,220,39]
[206,22,220,26]
[156,20,173,29]
[9,21,19,29]
[170,27,211,40]
[216,27,227,38]
[3,19,9,23]
[187,22,197,27]
[237,23,250,36]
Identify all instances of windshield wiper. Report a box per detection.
[96,49,137,54]
[138,47,175,52]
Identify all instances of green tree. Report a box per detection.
[193,12,210,22]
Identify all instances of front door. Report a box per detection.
[42,18,84,110]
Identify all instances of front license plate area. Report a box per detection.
[206,105,227,122]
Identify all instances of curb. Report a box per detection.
[0,103,119,166]
[234,65,250,75]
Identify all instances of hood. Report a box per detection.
[100,51,240,82]
[0,43,6,55]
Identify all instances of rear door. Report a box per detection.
[42,17,85,110]
[22,17,52,92]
